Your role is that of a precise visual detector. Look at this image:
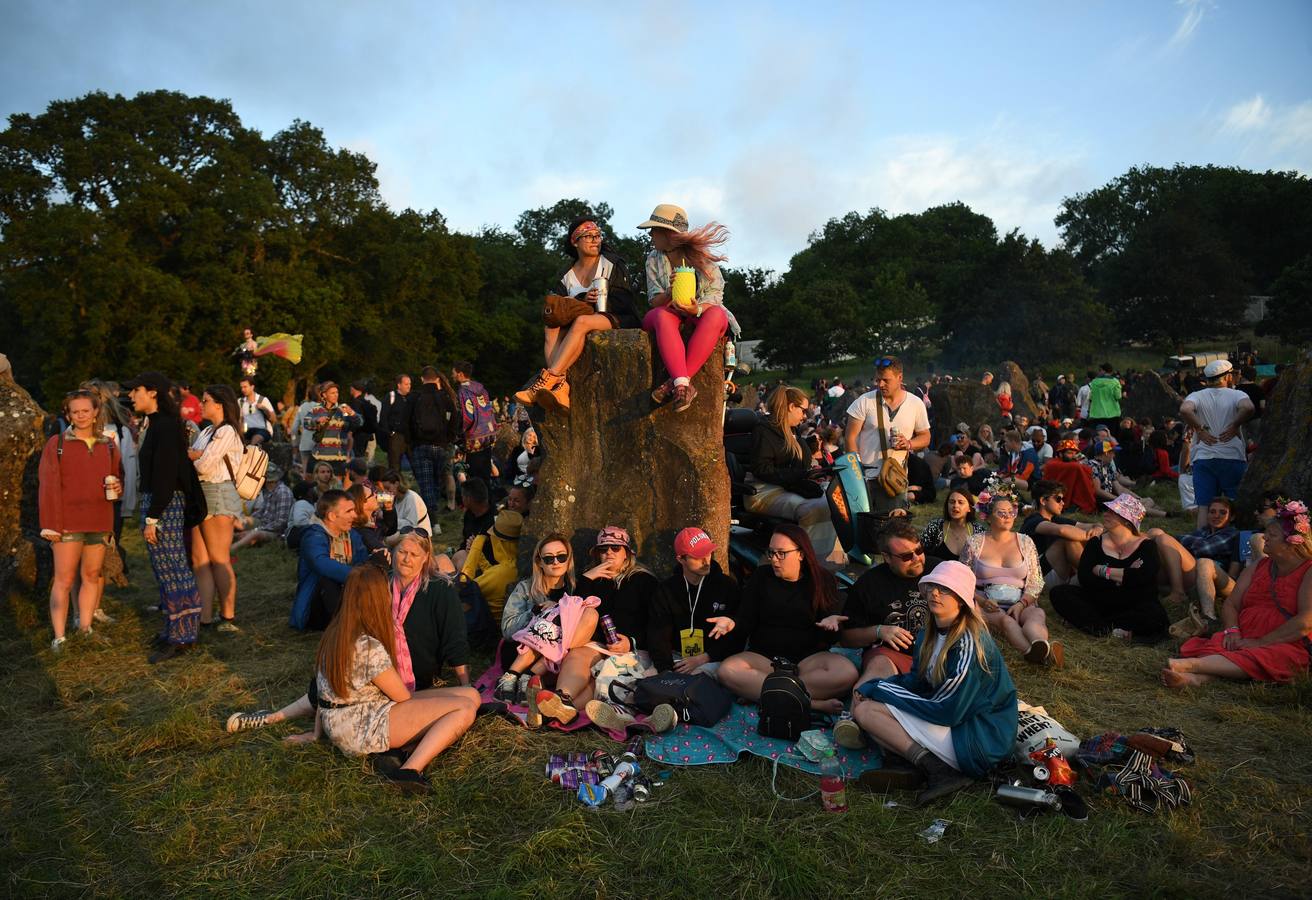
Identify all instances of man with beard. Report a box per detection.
[835,520,944,692]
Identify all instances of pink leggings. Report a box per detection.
[642,304,728,381]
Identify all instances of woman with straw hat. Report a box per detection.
[637,203,736,413]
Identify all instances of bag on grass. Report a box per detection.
[757,658,812,741]
[634,672,734,727]
[1014,700,1080,762]
[592,652,650,707]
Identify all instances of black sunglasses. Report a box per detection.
[399,526,430,538]
[888,545,925,562]
[539,552,569,564]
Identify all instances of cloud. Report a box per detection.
[1167,0,1210,50]
[1220,95,1271,134]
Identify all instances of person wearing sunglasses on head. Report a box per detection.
[832,521,946,720]
[843,356,931,516]
[961,478,1059,667]
[1020,479,1103,589]
[716,525,855,714]
[515,216,640,411]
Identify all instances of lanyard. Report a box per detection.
[684,576,705,633]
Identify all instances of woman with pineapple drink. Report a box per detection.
[638,204,736,413]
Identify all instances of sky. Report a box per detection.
[2,0,1310,271]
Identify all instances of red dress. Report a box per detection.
[1181,558,1312,682]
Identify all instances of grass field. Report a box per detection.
[3,485,1310,899]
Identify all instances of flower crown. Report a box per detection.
[976,475,1020,513]
[1277,499,1310,545]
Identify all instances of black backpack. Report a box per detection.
[412,389,446,444]
[757,658,812,741]
[634,672,734,727]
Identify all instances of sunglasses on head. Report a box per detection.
[539,552,569,564]
[888,545,925,562]
[399,526,430,538]
[873,357,895,369]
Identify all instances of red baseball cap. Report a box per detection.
[674,527,716,558]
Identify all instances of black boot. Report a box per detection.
[908,744,975,806]
[857,750,925,792]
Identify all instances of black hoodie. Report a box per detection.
[648,561,743,672]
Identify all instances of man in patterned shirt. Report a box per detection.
[232,465,293,551]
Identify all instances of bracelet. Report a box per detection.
[1223,627,1240,635]
[875,625,883,643]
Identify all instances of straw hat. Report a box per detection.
[637,203,689,233]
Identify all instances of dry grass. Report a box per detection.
[2,487,1310,899]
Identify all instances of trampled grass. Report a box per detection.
[3,491,1309,899]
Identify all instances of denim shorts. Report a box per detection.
[60,531,110,545]
[201,480,244,519]
[1192,457,1245,506]
[828,646,866,669]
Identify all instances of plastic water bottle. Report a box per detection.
[820,749,848,813]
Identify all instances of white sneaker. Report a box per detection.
[51,636,67,653]
[585,700,635,732]
[645,703,679,734]
[93,609,115,625]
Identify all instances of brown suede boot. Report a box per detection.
[546,374,570,410]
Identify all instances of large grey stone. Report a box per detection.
[523,330,729,577]
[0,355,47,594]
[928,381,1000,447]
[1237,359,1312,519]
[1121,370,1184,423]
[999,361,1041,421]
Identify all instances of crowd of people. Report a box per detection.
[34,203,1309,800]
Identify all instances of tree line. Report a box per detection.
[3,90,1309,405]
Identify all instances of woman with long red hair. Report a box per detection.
[714,524,856,713]
[638,203,736,413]
[313,565,480,794]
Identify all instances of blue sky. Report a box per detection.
[2,0,1309,270]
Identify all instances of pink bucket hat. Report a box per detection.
[919,561,978,612]
[1103,494,1146,532]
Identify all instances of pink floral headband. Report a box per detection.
[1277,499,1309,545]
[976,475,1019,513]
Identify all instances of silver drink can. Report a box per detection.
[591,276,608,313]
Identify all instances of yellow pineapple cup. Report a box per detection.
[671,265,698,313]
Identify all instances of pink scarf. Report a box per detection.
[390,575,421,692]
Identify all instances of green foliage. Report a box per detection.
[1261,254,1312,346]
[1057,164,1312,345]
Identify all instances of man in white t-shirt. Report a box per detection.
[238,377,277,445]
[843,356,931,512]
[1180,360,1254,528]
[1076,373,1093,422]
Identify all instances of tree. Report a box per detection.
[1261,255,1312,346]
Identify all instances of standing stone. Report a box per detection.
[524,330,729,577]
[1121,371,1184,423]
[1237,359,1312,517]
[999,361,1040,421]
[928,381,1000,447]
[0,355,47,594]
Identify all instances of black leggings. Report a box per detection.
[1049,585,1169,643]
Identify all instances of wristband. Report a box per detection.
[1223,627,1239,635]
[875,625,883,643]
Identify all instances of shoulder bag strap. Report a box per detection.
[875,397,890,457]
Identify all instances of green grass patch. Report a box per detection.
[2,495,1309,898]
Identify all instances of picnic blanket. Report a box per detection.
[644,702,884,776]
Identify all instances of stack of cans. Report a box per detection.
[544,752,605,791]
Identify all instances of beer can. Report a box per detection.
[577,770,600,786]
[568,752,590,772]
[600,614,619,646]
[545,754,567,783]
[591,276,608,313]
[560,769,580,791]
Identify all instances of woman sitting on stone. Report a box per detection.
[745,385,843,564]
[639,203,735,413]
[1164,499,1311,688]
[846,560,1017,805]
[515,217,639,411]
[960,479,1058,666]
[717,524,855,714]
[1050,494,1169,643]
[920,488,985,562]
